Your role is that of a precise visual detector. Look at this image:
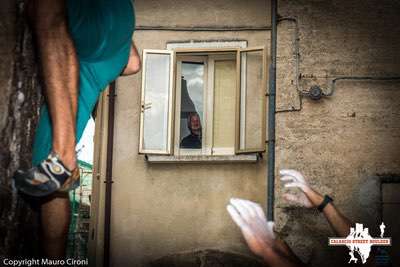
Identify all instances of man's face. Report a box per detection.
[190,115,201,131]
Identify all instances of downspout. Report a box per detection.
[103,81,116,267]
[267,0,277,221]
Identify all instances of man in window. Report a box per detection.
[180,112,202,149]
[13,0,140,258]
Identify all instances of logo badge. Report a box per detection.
[328,222,391,264]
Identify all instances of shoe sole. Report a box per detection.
[13,170,59,197]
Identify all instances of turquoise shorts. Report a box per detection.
[32,0,135,165]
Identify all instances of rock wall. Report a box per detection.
[0,0,42,257]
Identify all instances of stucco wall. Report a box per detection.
[135,0,270,28]
[109,30,269,267]
[100,0,400,266]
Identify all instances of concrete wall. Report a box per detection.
[93,0,400,266]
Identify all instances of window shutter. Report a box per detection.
[235,47,268,154]
[139,50,175,154]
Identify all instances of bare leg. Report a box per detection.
[40,193,70,258]
[28,0,77,257]
[29,0,79,171]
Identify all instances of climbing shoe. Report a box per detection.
[13,152,80,197]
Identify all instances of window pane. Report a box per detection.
[179,62,204,149]
[239,50,265,151]
[213,60,236,153]
[142,53,172,152]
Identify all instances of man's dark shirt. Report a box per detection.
[180,134,202,149]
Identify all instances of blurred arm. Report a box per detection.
[280,169,352,237]
[121,42,141,75]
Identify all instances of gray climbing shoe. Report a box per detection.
[13,152,80,197]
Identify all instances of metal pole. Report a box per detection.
[267,0,278,221]
[103,82,116,267]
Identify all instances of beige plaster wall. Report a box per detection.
[135,0,270,28]
[92,0,400,266]
[109,30,270,267]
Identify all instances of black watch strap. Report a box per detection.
[317,195,333,212]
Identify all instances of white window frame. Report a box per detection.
[174,56,210,156]
[138,45,268,161]
[208,53,237,156]
[174,53,238,156]
[138,49,176,155]
[235,46,268,154]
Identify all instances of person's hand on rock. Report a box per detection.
[280,169,323,208]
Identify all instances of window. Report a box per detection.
[139,47,267,159]
[139,50,174,154]
[177,58,206,154]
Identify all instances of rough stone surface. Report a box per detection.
[275,1,400,266]
[0,0,42,258]
[149,249,264,267]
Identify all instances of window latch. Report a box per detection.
[141,102,152,111]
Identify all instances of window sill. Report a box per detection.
[145,154,260,163]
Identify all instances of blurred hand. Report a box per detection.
[121,42,141,75]
[280,169,323,208]
[227,198,275,257]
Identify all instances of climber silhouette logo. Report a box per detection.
[328,222,391,264]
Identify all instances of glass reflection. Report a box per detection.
[143,53,171,151]
[179,62,204,149]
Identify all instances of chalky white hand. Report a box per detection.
[280,169,313,208]
[227,198,275,257]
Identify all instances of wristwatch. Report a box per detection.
[317,195,333,212]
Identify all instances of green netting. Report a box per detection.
[67,161,93,262]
